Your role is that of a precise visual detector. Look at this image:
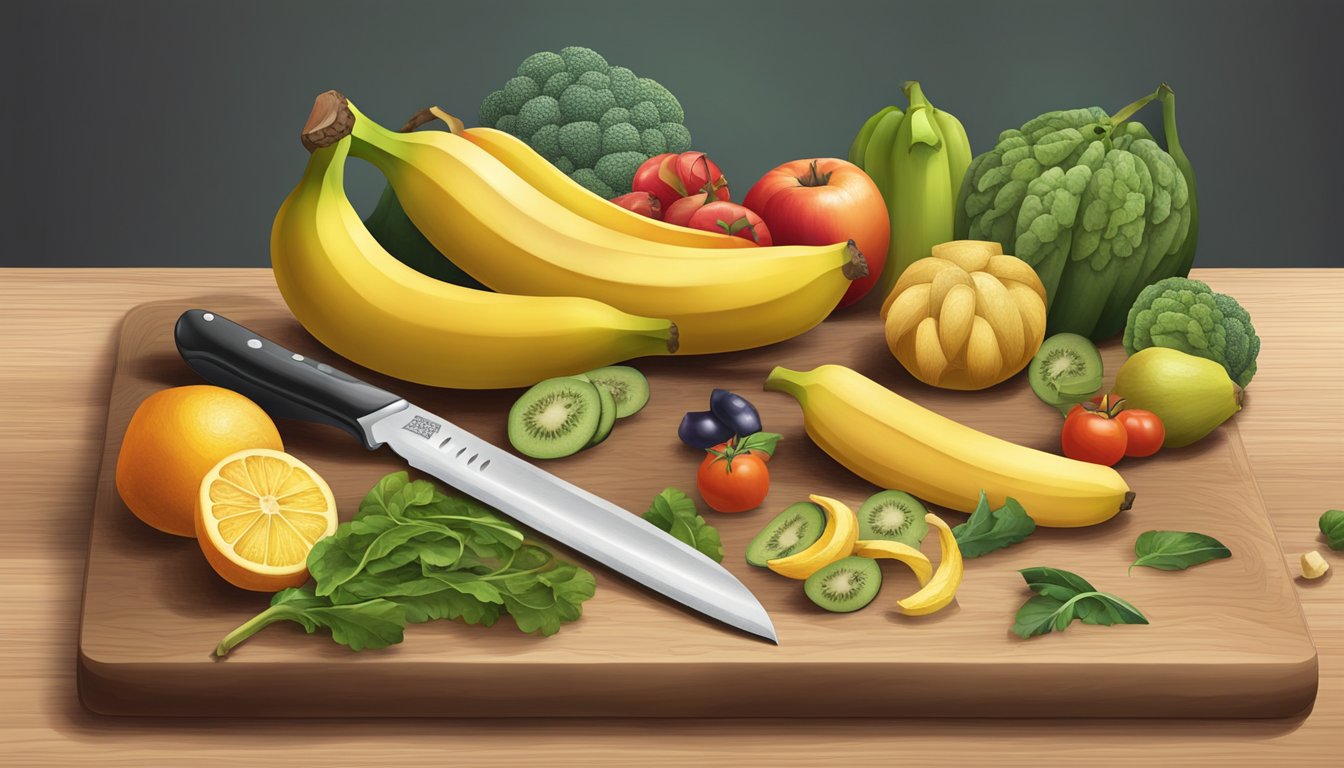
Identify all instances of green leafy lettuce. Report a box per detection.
[952,491,1036,558]
[214,472,596,656]
[643,487,723,563]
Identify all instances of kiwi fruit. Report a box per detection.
[804,556,882,612]
[746,502,826,567]
[1028,333,1103,411]
[587,381,617,446]
[858,490,930,547]
[507,377,602,459]
[583,365,650,418]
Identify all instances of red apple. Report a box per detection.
[743,158,889,308]
[631,153,681,211]
[609,191,662,220]
[686,202,771,246]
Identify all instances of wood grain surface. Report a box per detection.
[79,297,1316,719]
[2,268,1342,764]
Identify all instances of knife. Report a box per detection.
[173,309,777,643]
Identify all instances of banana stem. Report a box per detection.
[763,367,807,399]
[301,90,355,151]
[899,81,940,148]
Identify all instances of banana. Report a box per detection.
[334,95,866,355]
[853,539,932,586]
[848,105,901,167]
[432,110,752,251]
[271,132,677,390]
[895,514,962,616]
[930,108,972,207]
[763,365,1135,528]
[886,82,955,301]
[767,495,858,579]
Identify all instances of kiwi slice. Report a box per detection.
[587,382,617,446]
[582,365,650,418]
[746,502,825,567]
[1029,333,1103,413]
[858,490,930,547]
[804,556,882,613]
[507,377,602,459]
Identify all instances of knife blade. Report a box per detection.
[173,309,777,643]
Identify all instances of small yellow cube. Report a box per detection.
[1301,551,1330,580]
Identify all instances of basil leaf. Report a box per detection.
[1019,566,1097,601]
[953,492,1037,558]
[1012,567,1147,640]
[1320,510,1344,551]
[1130,530,1231,574]
[643,487,724,562]
[1013,595,1068,638]
[735,431,782,456]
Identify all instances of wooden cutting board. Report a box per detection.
[78,297,1318,718]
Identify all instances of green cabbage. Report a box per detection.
[956,85,1198,340]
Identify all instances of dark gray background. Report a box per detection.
[3,0,1340,267]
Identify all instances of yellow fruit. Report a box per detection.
[196,449,337,592]
[768,495,859,580]
[116,385,283,537]
[764,365,1134,528]
[853,540,933,586]
[896,514,963,616]
[882,243,1046,390]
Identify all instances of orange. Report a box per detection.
[116,385,282,537]
[196,448,337,592]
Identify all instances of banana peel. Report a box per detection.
[767,495,858,580]
[853,539,933,587]
[895,514,963,616]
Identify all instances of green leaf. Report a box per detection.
[642,487,724,562]
[1130,530,1231,574]
[1320,510,1344,551]
[214,586,407,656]
[952,493,1037,558]
[735,431,781,456]
[1012,567,1147,640]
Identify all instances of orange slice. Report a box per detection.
[195,448,337,592]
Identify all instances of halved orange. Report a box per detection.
[195,448,337,592]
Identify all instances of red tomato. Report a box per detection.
[631,153,681,211]
[1116,408,1164,457]
[743,158,890,308]
[685,201,772,245]
[609,191,662,220]
[675,152,730,201]
[663,191,712,227]
[697,448,770,513]
[1061,407,1128,466]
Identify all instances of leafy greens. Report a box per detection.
[643,487,723,563]
[1011,567,1148,639]
[1320,510,1344,551]
[951,491,1036,558]
[214,472,596,656]
[1129,530,1231,574]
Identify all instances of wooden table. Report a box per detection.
[2,268,1341,765]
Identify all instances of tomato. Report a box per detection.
[742,158,890,308]
[632,151,730,212]
[1061,404,1127,466]
[609,191,661,220]
[663,191,711,227]
[685,202,772,245]
[1116,408,1164,457]
[697,448,770,513]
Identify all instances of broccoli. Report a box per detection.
[478,46,692,197]
[1122,277,1260,387]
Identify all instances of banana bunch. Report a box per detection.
[763,365,1135,528]
[849,81,971,304]
[271,125,677,389]
[341,98,867,355]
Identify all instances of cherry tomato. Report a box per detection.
[697,444,770,513]
[1061,406,1127,466]
[1116,408,1164,457]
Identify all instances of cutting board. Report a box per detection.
[78,298,1318,718]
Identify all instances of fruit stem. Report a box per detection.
[841,240,869,281]
[1120,492,1136,513]
[400,106,465,135]
[763,367,807,400]
[301,90,355,152]
[795,160,833,187]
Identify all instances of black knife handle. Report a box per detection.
[174,309,405,449]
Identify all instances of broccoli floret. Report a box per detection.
[542,71,574,99]
[599,107,630,131]
[635,78,684,123]
[661,123,691,153]
[1123,277,1260,387]
[517,51,565,84]
[628,101,660,131]
[601,123,641,155]
[559,46,608,76]
[530,124,561,160]
[640,128,667,156]
[479,46,693,198]
[516,95,561,140]
[595,152,647,194]
[558,121,602,168]
[608,67,639,107]
[572,168,614,198]
[479,90,510,128]
[500,76,540,112]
